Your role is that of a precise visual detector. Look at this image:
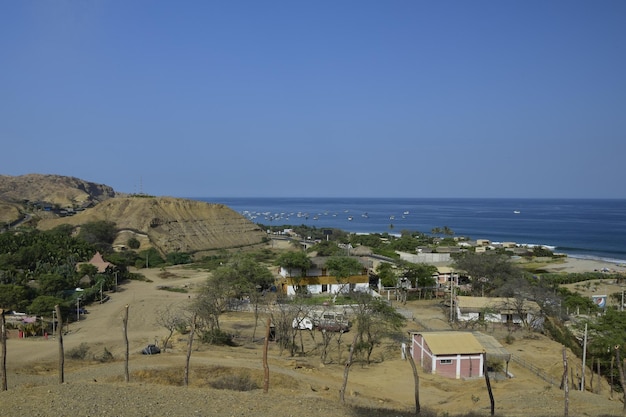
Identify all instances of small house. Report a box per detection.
[409,331,511,379]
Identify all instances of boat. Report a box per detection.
[403,211,409,215]
[513,210,521,214]
[389,215,395,220]
[348,216,353,221]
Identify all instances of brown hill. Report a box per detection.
[0,173,117,227]
[38,196,267,255]
[0,173,117,207]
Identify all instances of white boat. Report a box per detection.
[403,211,409,215]
[513,210,521,214]
[348,216,353,221]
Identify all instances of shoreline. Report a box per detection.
[539,256,626,274]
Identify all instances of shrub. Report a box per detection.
[209,374,259,391]
[200,329,236,346]
[95,347,114,363]
[67,343,90,360]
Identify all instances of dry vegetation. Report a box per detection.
[1,265,624,417]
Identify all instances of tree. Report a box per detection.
[127,237,140,249]
[453,252,523,296]
[28,296,66,317]
[401,261,438,289]
[350,292,405,364]
[276,251,312,295]
[193,270,236,345]
[309,240,342,256]
[78,220,117,251]
[376,262,397,288]
[325,256,363,301]
[155,304,185,351]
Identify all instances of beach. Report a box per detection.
[541,256,626,274]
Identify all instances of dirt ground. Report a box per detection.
[1,264,624,417]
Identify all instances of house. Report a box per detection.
[77,252,115,273]
[409,331,511,379]
[277,256,370,296]
[455,296,542,327]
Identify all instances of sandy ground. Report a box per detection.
[1,259,625,416]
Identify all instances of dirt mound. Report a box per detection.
[38,196,267,254]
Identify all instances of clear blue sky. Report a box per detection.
[2,1,625,198]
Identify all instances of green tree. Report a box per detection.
[127,237,140,249]
[78,220,117,251]
[453,252,522,296]
[400,262,438,288]
[309,240,343,256]
[28,295,66,317]
[375,262,397,287]
[325,256,363,300]
[276,251,312,294]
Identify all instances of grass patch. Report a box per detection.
[156,285,188,293]
[126,365,299,390]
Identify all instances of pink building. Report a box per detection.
[410,331,485,379]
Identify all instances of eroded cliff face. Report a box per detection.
[38,197,266,254]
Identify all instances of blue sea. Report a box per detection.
[194,198,626,264]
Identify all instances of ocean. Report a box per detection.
[194,197,626,264]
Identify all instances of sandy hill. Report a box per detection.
[0,173,117,226]
[0,173,117,208]
[38,196,267,255]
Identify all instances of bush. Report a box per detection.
[95,347,114,363]
[209,374,259,391]
[200,329,236,346]
[67,343,90,360]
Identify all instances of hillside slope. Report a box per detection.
[0,173,117,207]
[38,196,267,254]
[0,173,117,227]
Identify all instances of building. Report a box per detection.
[277,256,370,296]
[455,296,542,327]
[409,331,511,379]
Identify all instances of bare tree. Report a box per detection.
[339,332,359,403]
[404,344,420,414]
[184,313,197,386]
[123,304,129,383]
[155,303,185,351]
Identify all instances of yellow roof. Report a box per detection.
[419,332,484,355]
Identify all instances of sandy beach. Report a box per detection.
[540,256,626,274]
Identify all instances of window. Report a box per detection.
[440,359,452,365]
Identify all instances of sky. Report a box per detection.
[2,1,625,199]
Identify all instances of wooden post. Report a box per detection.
[123,305,129,383]
[263,317,270,393]
[562,348,569,417]
[483,352,495,416]
[404,344,420,415]
[1,309,7,391]
[610,356,614,398]
[339,332,359,403]
[613,346,626,412]
[55,305,64,384]
[184,313,197,387]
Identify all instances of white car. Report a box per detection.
[292,317,314,330]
